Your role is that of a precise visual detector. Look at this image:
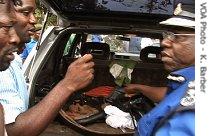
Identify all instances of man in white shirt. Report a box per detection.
[0,0,20,136]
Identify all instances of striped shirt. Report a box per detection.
[0,54,29,124]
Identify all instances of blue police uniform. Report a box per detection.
[136,66,195,136]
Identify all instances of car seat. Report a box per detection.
[140,46,163,63]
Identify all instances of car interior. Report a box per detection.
[30,27,169,135]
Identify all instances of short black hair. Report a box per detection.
[12,0,23,6]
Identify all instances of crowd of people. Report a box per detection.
[0,1,94,136]
[0,0,195,136]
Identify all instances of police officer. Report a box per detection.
[135,3,195,136]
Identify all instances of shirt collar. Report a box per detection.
[167,66,195,90]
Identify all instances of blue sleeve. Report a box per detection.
[155,112,195,136]
[27,42,37,54]
[20,47,29,59]
[20,41,37,59]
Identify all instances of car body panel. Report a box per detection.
[41,0,175,28]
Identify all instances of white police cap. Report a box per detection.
[160,3,195,29]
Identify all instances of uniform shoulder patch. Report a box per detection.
[180,81,195,107]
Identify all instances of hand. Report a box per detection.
[124,84,141,95]
[62,54,94,92]
[125,84,167,102]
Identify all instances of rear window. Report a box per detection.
[64,33,160,61]
[87,34,160,51]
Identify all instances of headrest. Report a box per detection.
[81,42,110,60]
[140,46,163,63]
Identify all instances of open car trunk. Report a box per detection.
[25,0,195,135]
[41,0,174,26]
[27,26,169,135]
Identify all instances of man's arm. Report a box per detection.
[124,84,167,102]
[6,54,94,136]
[0,104,4,136]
